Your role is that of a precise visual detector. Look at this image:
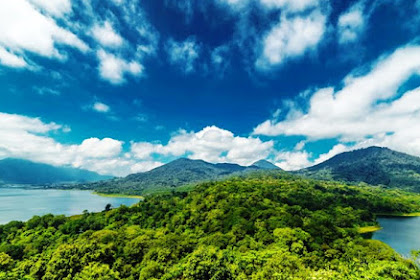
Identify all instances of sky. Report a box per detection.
[1,0,420,176]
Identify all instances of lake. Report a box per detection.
[0,187,140,224]
[372,216,420,257]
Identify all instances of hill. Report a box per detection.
[0,158,110,185]
[297,146,420,192]
[75,158,280,195]
[1,174,419,279]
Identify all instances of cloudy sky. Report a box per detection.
[1,0,420,176]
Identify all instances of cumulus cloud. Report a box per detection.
[0,112,161,176]
[0,0,88,60]
[165,37,200,74]
[254,45,420,158]
[256,10,327,68]
[337,1,366,44]
[131,126,274,166]
[275,150,311,170]
[92,102,110,113]
[77,138,122,158]
[92,21,124,48]
[97,49,143,84]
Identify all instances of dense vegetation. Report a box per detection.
[297,146,420,193]
[0,158,110,185]
[69,158,277,195]
[1,173,420,279]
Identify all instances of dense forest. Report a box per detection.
[1,173,420,279]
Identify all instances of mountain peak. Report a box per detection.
[299,146,420,192]
[251,160,280,170]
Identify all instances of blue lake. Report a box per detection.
[373,216,420,257]
[0,187,139,224]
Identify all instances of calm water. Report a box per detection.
[373,217,420,257]
[0,187,139,224]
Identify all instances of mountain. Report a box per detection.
[251,159,280,170]
[0,158,111,185]
[77,158,280,195]
[297,146,420,192]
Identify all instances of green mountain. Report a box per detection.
[1,174,419,279]
[251,159,281,170]
[0,158,111,185]
[297,146,420,192]
[76,158,279,195]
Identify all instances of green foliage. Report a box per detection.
[0,175,419,279]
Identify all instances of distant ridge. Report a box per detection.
[0,158,111,185]
[75,158,282,195]
[297,146,420,192]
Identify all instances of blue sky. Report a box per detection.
[1,0,420,176]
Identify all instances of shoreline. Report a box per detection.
[93,192,144,200]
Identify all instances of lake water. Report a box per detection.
[372,216,420,257]
[0,187,139,224]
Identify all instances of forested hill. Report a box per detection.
[1,174,419,279]
[297,146,420,192]
[73,158,280,195]
[0,158,110,185]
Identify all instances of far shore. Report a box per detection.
[376,212,420,217]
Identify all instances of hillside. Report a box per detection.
[0,158,110,185]
[1,174,419,279]
[298,146,420,192]
[74,158,280,195]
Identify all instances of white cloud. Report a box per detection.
[256,10,327,68]
[0,113,274,176]
[33,86,60,95]
[254,45,420,158]
[0,47,27,68]
[0,112,162,176]
[77,138,122,158]
[166,37,200,74]
[97,49,143,84]
[28,0,72,17]
[260,0,320,12]
[92,21,124,48]
[92,102,110,113]
[275,150,311,170]
[131,126,274,166]
[337,1,366,44]
[0,0,88,60]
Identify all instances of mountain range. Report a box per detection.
[74,158,281,194]
[3,146,420,194]
[297,146,420,192]
[0,158,110,185]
